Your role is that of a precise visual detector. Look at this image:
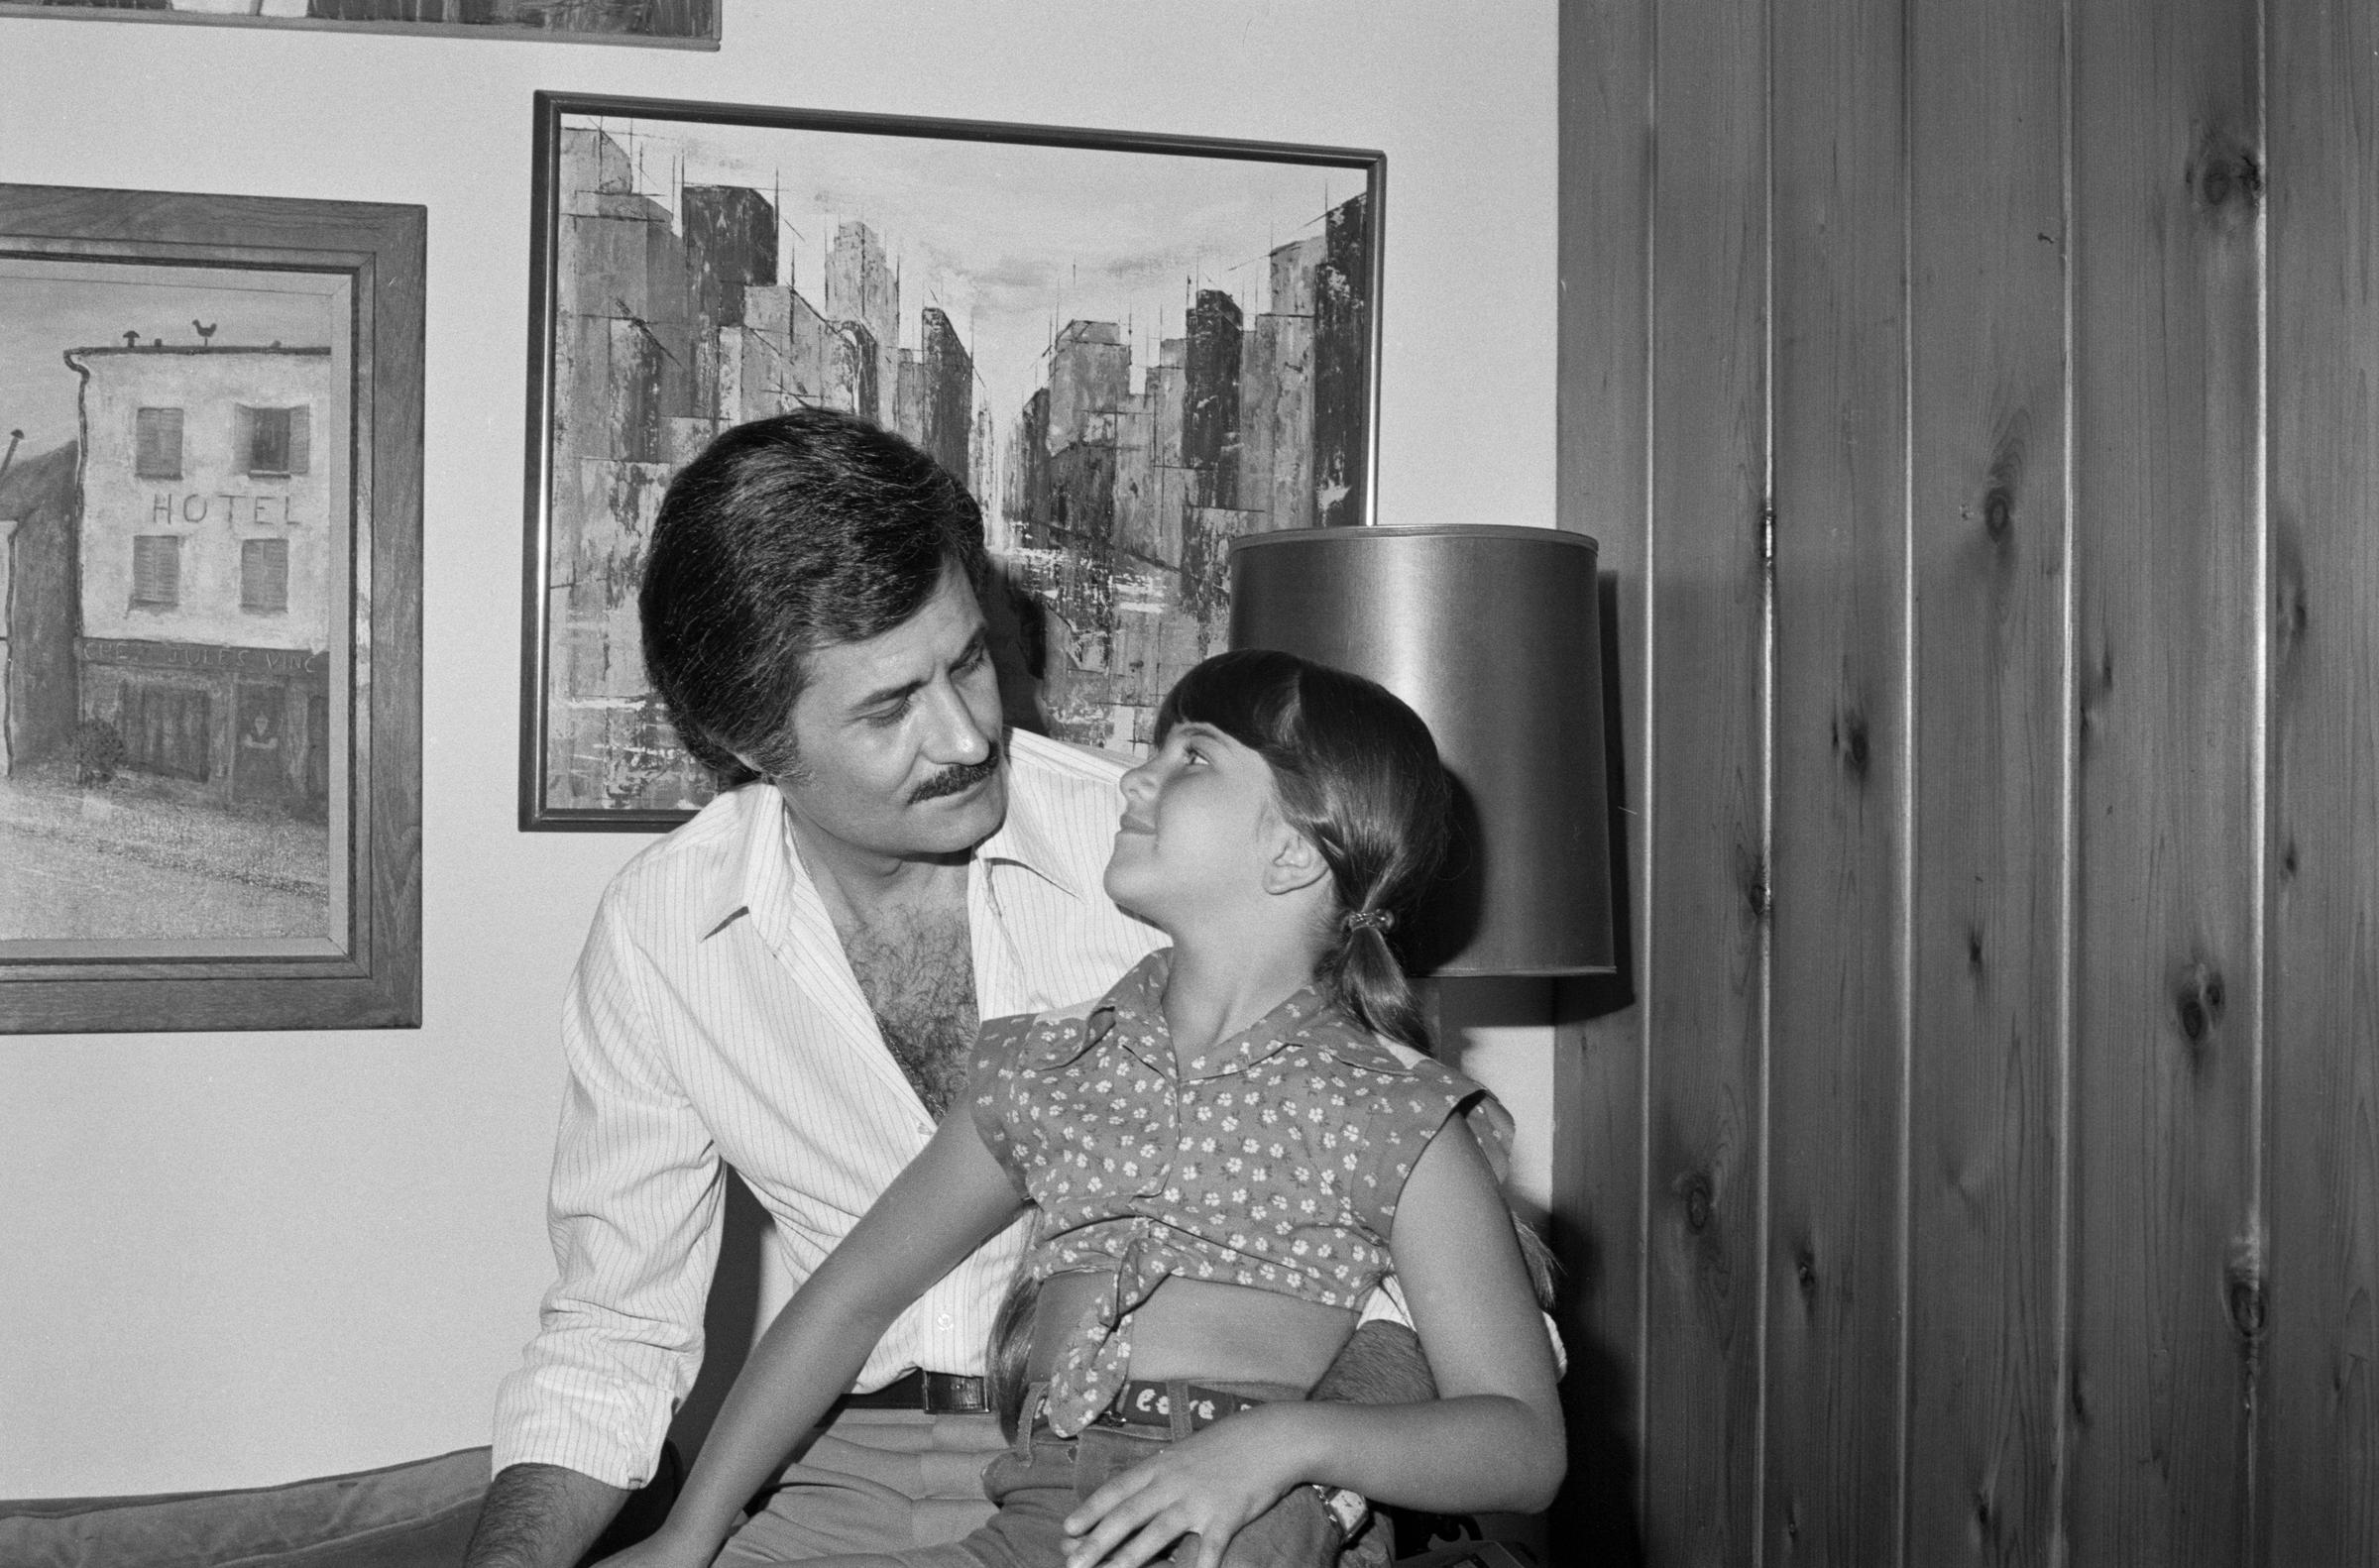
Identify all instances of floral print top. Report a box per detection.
[968,949,1509,1436]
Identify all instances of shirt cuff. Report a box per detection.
[491,1364,675,1492]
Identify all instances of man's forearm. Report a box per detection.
[464,1462,631,1568]
[1311,1317,1436,1405]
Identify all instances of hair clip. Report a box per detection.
[1342,908,1395,935]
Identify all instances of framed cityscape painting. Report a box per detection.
[0,184,421,1032]
[0,0,719,49]
[520,91,1382,829]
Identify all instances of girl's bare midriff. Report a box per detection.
[1029,1268,1359,1394]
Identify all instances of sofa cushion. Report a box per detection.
[0,1446,488,1568]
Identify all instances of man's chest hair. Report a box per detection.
[842,903,973,1030]
[838,900,977,1116]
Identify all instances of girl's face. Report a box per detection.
[1102,721,1296,929]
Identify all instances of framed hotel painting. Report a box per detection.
[0,1,720,49]
[521,91,1383,830]
[0,184,422,1032]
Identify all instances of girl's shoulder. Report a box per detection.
[1304,1023,1518,1183]
[1303,1020,1478,1095]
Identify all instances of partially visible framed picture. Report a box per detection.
[521,91,1383,830]
[0,0,719,49]
[0,184,422,1032]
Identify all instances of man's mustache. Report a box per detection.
[910,744,1002,803]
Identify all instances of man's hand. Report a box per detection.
[463,1463,630,1568]
[1059,1406,1312,1568]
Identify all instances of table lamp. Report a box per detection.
[1228,525,1616,977]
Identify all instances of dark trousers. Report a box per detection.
[955,1380,1340,1568]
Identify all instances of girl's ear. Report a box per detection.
[1262,824,1332,897]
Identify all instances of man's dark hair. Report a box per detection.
[639,407,988,787]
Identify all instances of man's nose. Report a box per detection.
[920,678,994,763]
[1118,760,1156,804]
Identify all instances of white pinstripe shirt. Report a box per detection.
[491,730,1167,1489]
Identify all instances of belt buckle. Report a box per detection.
[1098,1380,1173,1431]
[920,1371,987,1414]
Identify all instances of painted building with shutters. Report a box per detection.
[61,341,336,812]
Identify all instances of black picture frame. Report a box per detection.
[520,90,1384,831]
[0,183,423,1032]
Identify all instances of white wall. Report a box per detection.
[0,1,1557,1499]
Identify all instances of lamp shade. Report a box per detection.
[1228,525,1615,977]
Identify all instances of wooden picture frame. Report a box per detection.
[0,184,422,1032]
[520,91,1384,830]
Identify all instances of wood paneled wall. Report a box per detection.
[1551,0,2378,1561]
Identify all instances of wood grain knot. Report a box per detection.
[1982,486,2014,542]
[1678,1171,1715,1234]
[1833,706,1870,781]
[2278,577,2309,655]
[2175,960,2226,1043]
[1739,847,1770,922]
[1979,411,2030,564]
[2193,147,2264,213]
[1794,1249,1819,1298]
[2227,1272,2266,1339]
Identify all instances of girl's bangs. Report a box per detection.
[1155,648,1304,752]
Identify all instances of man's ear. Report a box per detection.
[1262,827,1332,897]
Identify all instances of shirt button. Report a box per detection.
[937,1313,954,1330]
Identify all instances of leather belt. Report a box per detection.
[838,1370,989,1414]
[1094,1380,1268,1434]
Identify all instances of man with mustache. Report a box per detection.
[469,410,1400,1568]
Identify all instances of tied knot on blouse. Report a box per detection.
[968,951,1511,1437]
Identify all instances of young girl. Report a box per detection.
[602,648,1564,1568]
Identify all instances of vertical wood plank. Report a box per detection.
[1553,0,1654,1555]
[2262,0,2379,1559]
[1764,0,1910,1555]
[2065,0,2264,1557]
[1639,0,1772,1557]
[1904,0,2073,1556]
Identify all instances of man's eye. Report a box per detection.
[866,700,911,727]
[1183,745,1208,766]
[957,642,990,672]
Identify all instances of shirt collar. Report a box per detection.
[696,750,1089,940]
[1084,951,1373,1081]
[694,783,795,939]
[971,754,1092,901]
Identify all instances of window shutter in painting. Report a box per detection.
[132,534,181,607]
[287,405,310,476]
[243,405,294,475]
[233,404,256,473]
[135,407,183,479]
[241,538,290,613]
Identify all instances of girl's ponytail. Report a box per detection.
[1325,908,1434,1057]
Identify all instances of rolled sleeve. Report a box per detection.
[491,892,725,1490]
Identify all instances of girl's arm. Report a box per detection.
[597,1109,1029,1568]
[1061,1120,1563,1568]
